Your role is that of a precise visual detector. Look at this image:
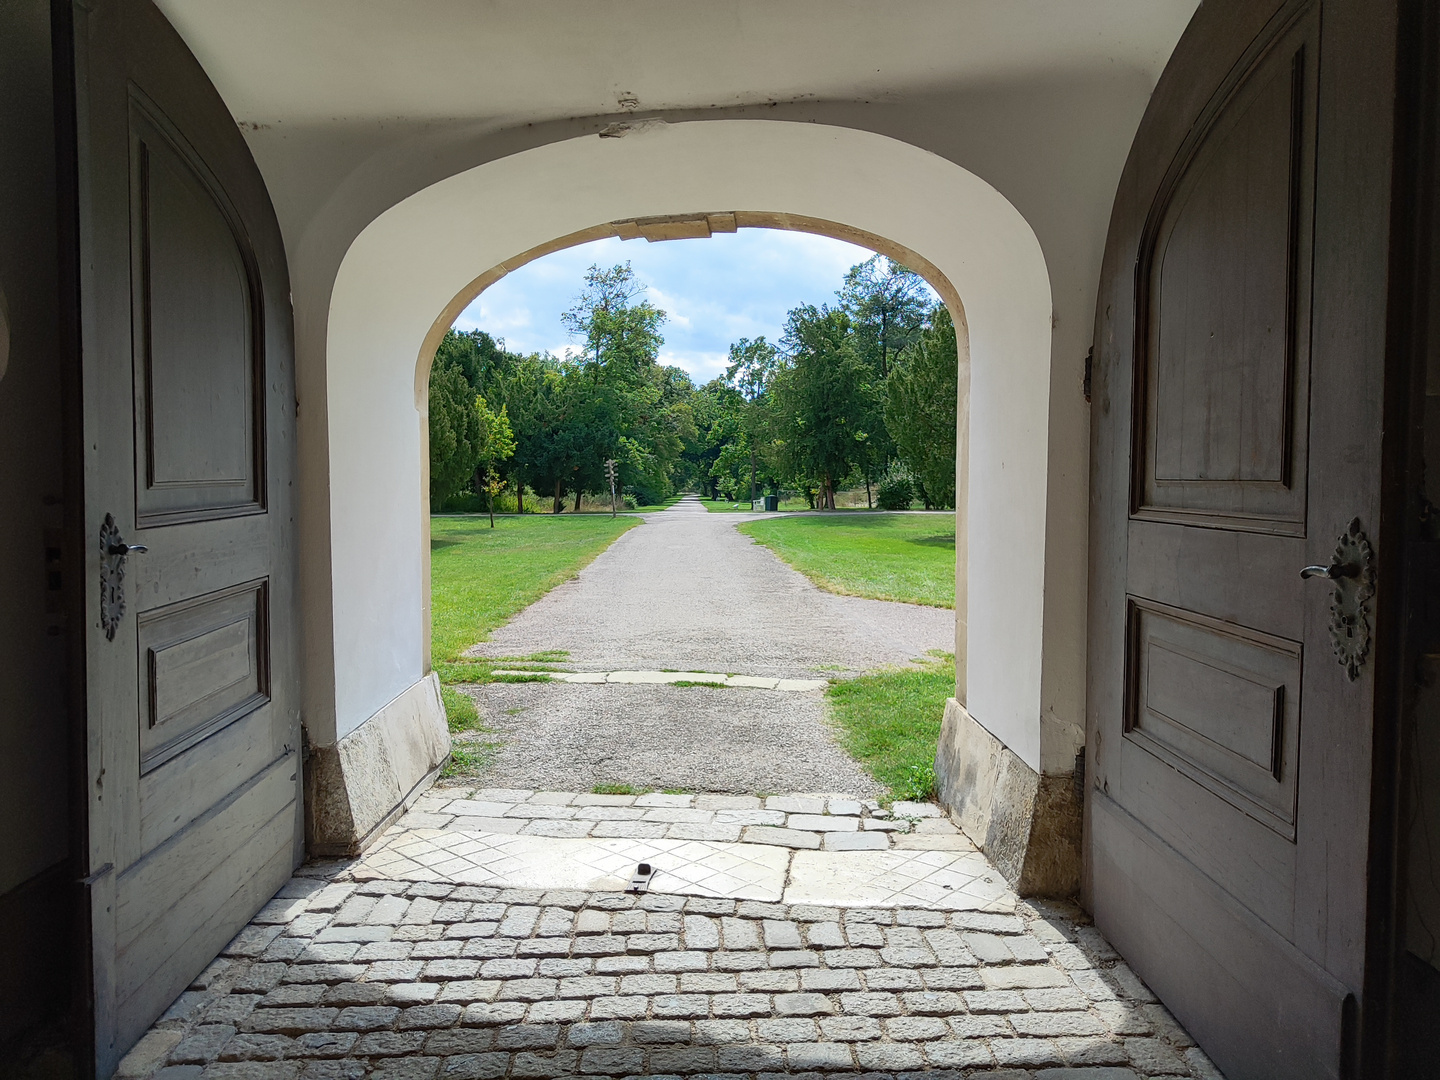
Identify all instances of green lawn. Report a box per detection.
[430,514,638,669]
[737,513,956,608]
[827,652,953,801]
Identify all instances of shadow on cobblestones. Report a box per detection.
[117,868,1223,1080]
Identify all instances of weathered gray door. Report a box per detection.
[70,1,301,1072]
[1087,0,1400,1077]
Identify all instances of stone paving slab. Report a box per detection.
[117,873,1226,1080]
[413,788,962,853]
[360,831,793,901]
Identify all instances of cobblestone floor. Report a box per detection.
[117,873,1224,1080]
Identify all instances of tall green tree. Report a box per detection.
[428,356,482,507]
[885,306,958,509]
[838,254,932,378]
[722,337,779,504]
[772,305,874,509]
[556,262,686,507]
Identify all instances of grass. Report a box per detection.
[439,683,501,778]
[737,513,956,608]
[430,515,638,681]
[826,652,954,800]
[592,782,645,796]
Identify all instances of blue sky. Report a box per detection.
[453,231,937,385]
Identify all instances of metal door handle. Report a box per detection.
[1304,518,1376,681]
[99,514,144,640]
[1300,562,1358,580]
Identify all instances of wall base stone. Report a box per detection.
[933,698,1081,897]
[305,672,451,857]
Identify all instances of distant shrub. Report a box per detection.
[876,464,915,510]
[626,482,666,508]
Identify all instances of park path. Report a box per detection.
[469,495,955,678]
[461,495,955,795]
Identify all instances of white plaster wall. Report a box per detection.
[327,120,1052,762]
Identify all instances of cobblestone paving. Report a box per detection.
[118,875,1225,1080]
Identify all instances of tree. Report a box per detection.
[474,395,516,527]
[561,262,667,385]
[837,254,931,378]
[555,262,683,508]
[884,305,958,509]
[428,357,482,507]
[772,305,874,509]
[724,337,779,505]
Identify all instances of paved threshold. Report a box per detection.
[371,789,1006,910]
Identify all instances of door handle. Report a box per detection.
[99,513,143,640]
[1300,561,1358,580]
[1302,518,1375,681]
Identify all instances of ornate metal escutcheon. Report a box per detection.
[99,514,146,641]
[1300,517,1375,680]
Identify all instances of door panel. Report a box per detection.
[1137,10,1316,533]
[1088,0,1398,1076]
[130,96,264,525]
[70,1,300,1072]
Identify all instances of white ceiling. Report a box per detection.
[155,1,1198,128]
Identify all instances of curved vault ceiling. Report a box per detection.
[154,0,1198,130]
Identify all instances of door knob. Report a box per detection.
[106,542,148,556]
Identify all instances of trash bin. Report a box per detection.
[764,495,779,511]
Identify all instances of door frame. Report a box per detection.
[53,0,98,1070]
[1363,0,1440,1073]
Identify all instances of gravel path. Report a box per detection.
[459,681,884,797]
[460,496,954,796]
[469,496,954,677]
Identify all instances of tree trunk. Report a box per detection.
[488,492,495,528]
[516,479,524,515]
[573,486,582,513]
[865,473,873,509]
[553,478,563,514]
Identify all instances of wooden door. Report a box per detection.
[68,1,301,1072]
[1087,0,1401,1077]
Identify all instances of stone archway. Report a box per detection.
[314,119,1065,883]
